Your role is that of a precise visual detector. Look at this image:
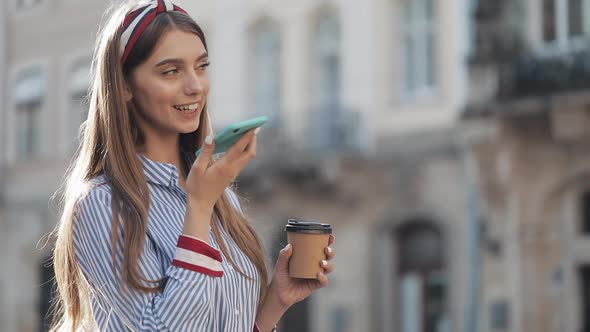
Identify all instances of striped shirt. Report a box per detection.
[73,154,262,331]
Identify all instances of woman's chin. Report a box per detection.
[179,121,200,134]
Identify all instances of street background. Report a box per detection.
[1,0,590,331]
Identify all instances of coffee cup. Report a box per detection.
[285,219,333,279]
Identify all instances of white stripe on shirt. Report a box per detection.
[174,247,223,272]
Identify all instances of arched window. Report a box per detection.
[579,190,590,234]
[396,221,449,332]
[14,66,45,159]
[542,0,589,46]
[401,0,437,98]
[68,57,92,144]
[38,256,55,332]
[17,0,42,10]
[313,11,340,109]
[311,11,342,150]
[581,265,590,331]
[250,20,281,128]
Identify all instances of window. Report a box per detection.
[569,0,585,36]
[401,0,437,98]
[580,191,590,234]
[330,307,349,332]
[400,275,423,332]
[580,265,590,331]
[489,300,510,329]
[311,12,342,150]
[314,13,341,109]
[14,67,45,159]
[468,0,480,55]
[251,21,281,127]
[544,0,558,42]
[17,0,42,10]
[69,58,92,144]
[396,221,449,332]
[542,0,590,48]
[39,256,55,332]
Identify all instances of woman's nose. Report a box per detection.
[184,72,204,95]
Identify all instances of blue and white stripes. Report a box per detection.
[73,154,261,331]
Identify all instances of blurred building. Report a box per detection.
[180,0,474,332]
[0,1,111,331]
[0,0,7,326]
[0,1,6,329]
[465,0,590,332]
[0,0,475,332]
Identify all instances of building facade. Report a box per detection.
[0,0,472,331]
[1,1,111,331]
[179,0,473,331]
[465,0,590,332]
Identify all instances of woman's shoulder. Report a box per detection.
[88,173,110,189]
[74,175,114,217]
[87,174,113,198]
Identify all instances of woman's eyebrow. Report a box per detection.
[195,52,208,62]
[155,58,182,67]
[155,52,209,67]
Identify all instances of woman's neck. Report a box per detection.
[137,132,184,179]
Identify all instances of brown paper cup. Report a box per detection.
[285,219,332,279]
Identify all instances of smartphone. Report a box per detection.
[195,115,268,157]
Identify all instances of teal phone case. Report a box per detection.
[195,116,268,157]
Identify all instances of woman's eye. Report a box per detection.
[162,68,179,75]
[197,62,210,70]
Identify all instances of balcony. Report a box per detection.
[305,106,363,154]
[465,0,590,118]
[465,46,590,119]
[236,107,363,198]
[512,48,590,98]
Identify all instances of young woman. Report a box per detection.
[50,0,335,331]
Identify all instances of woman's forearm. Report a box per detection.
[181,198,214,244]
[255,287,289,332]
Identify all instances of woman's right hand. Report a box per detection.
[184,128,258,209]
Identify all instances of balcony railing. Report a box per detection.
[464,45,590,118]
[305,106,363,154]
[236,107,363,197]
[512,47,590,98]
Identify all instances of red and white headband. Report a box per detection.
[120,0,188,64]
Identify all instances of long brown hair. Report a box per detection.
[50,2,268,330]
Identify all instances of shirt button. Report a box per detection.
[234,309,240,315]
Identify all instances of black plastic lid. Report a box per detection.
[285,219,332,234]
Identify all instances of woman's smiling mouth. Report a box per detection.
[173,102,200,114]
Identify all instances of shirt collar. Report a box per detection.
[139,154,179,187]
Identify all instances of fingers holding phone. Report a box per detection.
[240,127,259,163]
[214,128,257,177]
[192,135,216,174]
[185,128,259,207]
[194,116,267,157]
[223,128,258,163]
[186,116,265,206]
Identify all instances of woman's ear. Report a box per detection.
[123,81,133,102]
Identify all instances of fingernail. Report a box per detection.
[326,247,332,254]
[321,260,328,267]
[254,127,261,135]
[205,135,213,145]
[284,243,291,251]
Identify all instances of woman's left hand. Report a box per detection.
[267,234,336,309]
